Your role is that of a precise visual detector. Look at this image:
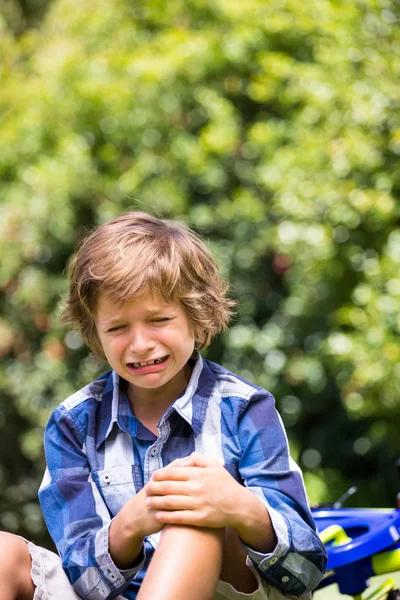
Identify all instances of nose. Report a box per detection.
[128,325,155,356]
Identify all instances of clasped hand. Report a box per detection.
[145,452,244,530]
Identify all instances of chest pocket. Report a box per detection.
[92,464,143,517]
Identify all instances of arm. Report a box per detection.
[39,406,161,599]
[235,390,327,597]
[109,486,163,570]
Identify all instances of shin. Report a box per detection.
[138,525,224,600]
[219,526,258,594]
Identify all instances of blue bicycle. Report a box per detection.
[312,486,400,600]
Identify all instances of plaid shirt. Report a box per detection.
[39,354,326,599]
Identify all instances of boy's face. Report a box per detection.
[95,290,196,404]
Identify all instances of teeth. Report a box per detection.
[132,357,165,368]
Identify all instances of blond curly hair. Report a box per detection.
[61,212,236,359]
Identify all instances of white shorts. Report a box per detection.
[25,539,289,600]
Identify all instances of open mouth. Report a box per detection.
[128,356,169,369]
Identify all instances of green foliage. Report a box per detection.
[1,0,400,544]
[0,0,51,35]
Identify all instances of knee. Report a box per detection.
[158,524,224,560]
[161,524,224,542]
[0,531,32,583]
[0,531,28,562]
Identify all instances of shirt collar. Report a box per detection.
[96,370,123,448]
[162,353,214,436]
[95,353,216,448]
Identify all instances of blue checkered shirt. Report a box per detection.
[39,355,326,599]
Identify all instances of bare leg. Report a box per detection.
[0,532,35,600]
[220,527,258,593]
[137,525,224,600]
[138,525,258,600]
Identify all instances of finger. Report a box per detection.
[151,466,203,482]
[163,456,190,468]
[146,495,195,511]
[150,458,189,482]
[145,480,189,497]
[155,510,205,526]
[179,452,220,468]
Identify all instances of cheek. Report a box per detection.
[181,331,196,352]
[161,330,194,352]
[178,322,195,341]
[102,338,125,360]
[187,325,198,347]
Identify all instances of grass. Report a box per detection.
[314,572,400,599]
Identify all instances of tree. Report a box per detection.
[1,0,399,544]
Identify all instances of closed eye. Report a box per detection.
[150,317,170,323]
[107,325,125,332]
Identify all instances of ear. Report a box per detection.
[192,324,203,350]
[193,330,206,351]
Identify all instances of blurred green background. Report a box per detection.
[1,0,400,552]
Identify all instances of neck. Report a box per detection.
[126,362,192,424]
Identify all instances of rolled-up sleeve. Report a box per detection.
[238,391,327,598]
[38,406,145,600]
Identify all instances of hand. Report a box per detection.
[111,485,164,546]
[144,452,247,530]
[124,486,166,538]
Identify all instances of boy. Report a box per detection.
[0,212,326,600]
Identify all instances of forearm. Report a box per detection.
[234,489,327,594]
[233,487,277,553]
[109,509,145,570]
[109,485,165,570]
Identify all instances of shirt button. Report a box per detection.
[150,449,157,456]
[281,576,290,583]
[270,557,277,564]
[104,474,111,484]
